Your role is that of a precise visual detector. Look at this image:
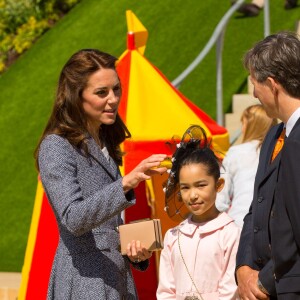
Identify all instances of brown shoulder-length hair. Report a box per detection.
[34,49,131,170]
[241,104,277,148]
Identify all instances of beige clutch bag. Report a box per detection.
[118,219,164,255]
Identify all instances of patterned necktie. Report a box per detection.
[271,127,286,162]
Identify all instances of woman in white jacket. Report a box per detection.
[216,104,277,227]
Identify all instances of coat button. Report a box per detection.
[254,227,259,233]
[257,257,263,264]
[258,196,264,203]
[270,210,275,217]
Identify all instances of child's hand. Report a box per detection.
[126,240,153,263]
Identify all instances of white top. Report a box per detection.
[216,140,260,227]
[101,146,110,160]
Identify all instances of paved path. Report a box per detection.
[0,273,21,300]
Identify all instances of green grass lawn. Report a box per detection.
[0,0,299,271]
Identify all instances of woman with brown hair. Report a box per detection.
[216,104,277,227]
[34,49,168,299]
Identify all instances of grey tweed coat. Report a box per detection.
[39,134,148,300]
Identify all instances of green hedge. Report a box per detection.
[0,0,81,72]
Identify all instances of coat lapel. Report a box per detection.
[86,137,118,180]
[256,123,284,187]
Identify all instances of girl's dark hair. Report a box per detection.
[165,125,221,200]
[34,49,131,170]
[175,143,221,181]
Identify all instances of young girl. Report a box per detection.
[157,126,240,300]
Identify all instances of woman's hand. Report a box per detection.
[126,240,153,263]
[122,154,168,193]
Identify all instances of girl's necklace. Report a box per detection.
[178,230,204,300]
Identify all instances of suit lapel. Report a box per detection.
[87,137,118,180]
[256,123,284,187]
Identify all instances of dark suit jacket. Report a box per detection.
[236,122,285,297]
[270,118,300,294]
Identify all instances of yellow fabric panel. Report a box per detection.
[126,10,148,55]
[126,51,211,140]
[18,180,44,299]
[211,132,230,158]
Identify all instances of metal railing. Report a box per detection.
[171,0,270,127]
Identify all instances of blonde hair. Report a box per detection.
[241,104,277,148]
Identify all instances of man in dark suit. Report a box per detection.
[236,31,300,300]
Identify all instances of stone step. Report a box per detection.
[224,76,259,145]
[0,273,21,300]
[225,113,241,136]
[225,113,243,145]
[225,93,260,145]
[231,94,260,115]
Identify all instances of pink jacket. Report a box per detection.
[157,212,240,300]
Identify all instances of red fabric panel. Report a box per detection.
[126,182,157,300]
[123,140,174,173]
[127,33,136,50]
[123,141,175,299]
[26,193,58,299]
[117,51,131,123]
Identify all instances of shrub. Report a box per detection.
[13,16,49,54]
[0,0,81,74]
[0,0,37,35]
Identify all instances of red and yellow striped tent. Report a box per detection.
[18,11,229,300]
[118,11,229,174]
